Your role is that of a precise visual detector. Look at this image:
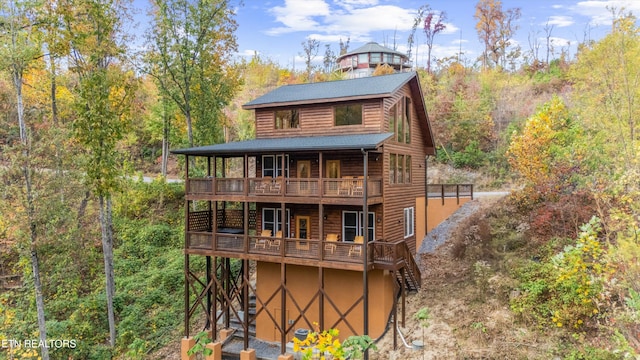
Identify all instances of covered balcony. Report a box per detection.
[186,176,383,204]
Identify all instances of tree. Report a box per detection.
[570,11,640,172]
[322,43,335,74]
[474,0,520,69]
[339,37,350,55]
[61,0,137,347]
[543,20,555,71]
[0,1,50,359]
[300,38,320,82]
[508,96,590,204]
[423,10,447,73]
[146,0,240,147]
[407,5,427,67]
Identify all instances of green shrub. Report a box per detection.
[452,140,487,169]
[510,217,613,330]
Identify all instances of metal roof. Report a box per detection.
[243,72,416,109]
[171,133,394,156]
[337,41,408,60]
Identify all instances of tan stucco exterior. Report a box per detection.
[426,197,471,234]
[255,262,395,342]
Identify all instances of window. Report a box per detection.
[397,154,404,183]
[275,109,299,129]
[370,53,381,63]
[388,97,411,144]
[404,97,411,144]
[334,104,362,126]
[396,99,404,142]
[404,207,414,238]
[262,208,290,236]
[389,103,396,135]
[262,155,289,178]
[389,153,411,184]
[342,211,375,242]
[358,53,368,64]
[389,154,396,184]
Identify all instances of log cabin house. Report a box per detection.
[173,71,462,359]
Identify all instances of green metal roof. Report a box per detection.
[337,41,408,60]
[243,72,416,109]
[171,133,394,156]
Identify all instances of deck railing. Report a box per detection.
[427,183,473,204]
[187,177,383,198]
[186,231,413,270]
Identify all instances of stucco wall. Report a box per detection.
[255,262,394,342]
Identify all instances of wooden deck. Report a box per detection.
[186,177,383,204]
[185,231,415,273]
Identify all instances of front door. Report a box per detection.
[295,216,311,239]
[326,160,340,195]
[297,160,310,193]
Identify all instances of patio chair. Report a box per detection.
[348,235,364,257]
[269,230,282,250]
[255,229,272,249]
[254,178,270,194]
[324,233,339,254]
[269,177,283,194]
[351,179,364,197]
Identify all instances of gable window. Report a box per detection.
[389,153,411,184]
[388,96,411,144]
[262,155,289,178]
[404,207,414,238]
[342,211,375,242]
[404,97,411,144]
[275,109,299,129]
[335,104,362,126]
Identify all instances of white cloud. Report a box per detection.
[265,1,416,40]
[238,49,260,57]
[441,22,460,35]
[267,0,331,35]
[574,0,640,26]
[549,36,572,47]
[545,15,574,27]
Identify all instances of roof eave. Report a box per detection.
[242,93,394,110]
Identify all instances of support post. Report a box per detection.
[361,149,369,360]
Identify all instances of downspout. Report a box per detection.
[361,148,369,360]
[425,155,429,236]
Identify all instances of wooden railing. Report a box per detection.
[187,177,383,198]
[427,183,473,203]
[186,231,418,274]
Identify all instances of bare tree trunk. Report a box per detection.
[98,194,116,347]
[161,96,169,177]
[14,68,50,360]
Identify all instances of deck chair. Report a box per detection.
[348,235,364,257]
[269,230,282,250]
[324,233,339,254]
[269,176,282,194]
[255,229,272,249]
[254,178,270,193]
[351,179,364,197]
[338,177,352,196]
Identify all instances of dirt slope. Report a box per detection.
[370,196,557,359]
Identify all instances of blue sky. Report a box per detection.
[134,0,640,70]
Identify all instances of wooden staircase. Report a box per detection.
[396,242,421,292]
